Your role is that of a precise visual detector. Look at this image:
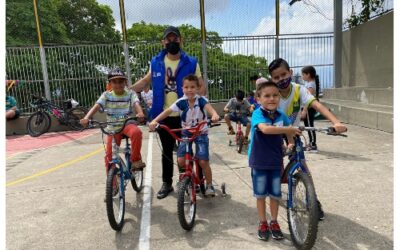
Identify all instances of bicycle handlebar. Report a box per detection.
[88,117,139,135]
[156,120,221,142]
[297,126,348,137]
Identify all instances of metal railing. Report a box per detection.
[6,33,334,112]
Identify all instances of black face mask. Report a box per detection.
[166,41,180,55]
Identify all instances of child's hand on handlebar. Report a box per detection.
[148,120,158,131]
[332,122,347,134]
[136,112,145,122]
[80,118,89,128]
[286,126,302,138]
[211,114,220,122]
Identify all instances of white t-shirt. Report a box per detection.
[304,81,317,97]
[278,82,315,125]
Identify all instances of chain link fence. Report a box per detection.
[9,0,392,112]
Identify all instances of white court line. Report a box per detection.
[139,132,153,250]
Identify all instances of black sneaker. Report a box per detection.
[157,182,173,199]
[257,221,270,241]
[270,221,284,240]
[309,144,318,153]
[317,200,325,221]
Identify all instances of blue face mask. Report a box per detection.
[277,77,291,89]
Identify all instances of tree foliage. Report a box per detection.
[6,0,120,46]
[345,0,386,28]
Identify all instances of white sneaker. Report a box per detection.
[205,185,215,197]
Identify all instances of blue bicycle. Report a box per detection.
[281,126,346,250]
[89,117,144,231]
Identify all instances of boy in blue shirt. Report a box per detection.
[248,81,301,241]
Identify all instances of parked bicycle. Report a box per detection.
[88,117,144,231]
[156,120,226,231]
[27,95,88,137]
[281,126,347,250]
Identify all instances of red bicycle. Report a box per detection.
[156,120,226,230]
[227,110,245,153]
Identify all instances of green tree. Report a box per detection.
[58,0,120,43]
[6,0,70,46]
[345,0,386,28]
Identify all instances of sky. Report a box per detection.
[96,0,393,36]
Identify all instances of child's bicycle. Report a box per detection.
[156,120,226,231]
[227,110,245,153]
[88,117,144,231]
[281,126,347,250]
[27,95,88,137]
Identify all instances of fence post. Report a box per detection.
[119,0,132,86]
[334,0,343,88]
[199,0,209,96]
[275,0,280,59]
[33,0,51,100]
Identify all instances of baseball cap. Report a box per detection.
[255,77,268,85]
[163,26,181,39]
[108,68,127,81]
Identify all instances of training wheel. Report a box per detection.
[221,182,227,197]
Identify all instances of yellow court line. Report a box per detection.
[6,147,104,187]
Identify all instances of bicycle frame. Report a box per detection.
[108,135,132,199]
[158,121,208,199]
[285,135,310,209]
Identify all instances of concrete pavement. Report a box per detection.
[6,120,393,249]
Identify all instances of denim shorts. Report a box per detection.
[251,168,282,199]
[177,134,209,160]
[229,113,249,126]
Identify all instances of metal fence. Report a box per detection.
[6,32,333,113]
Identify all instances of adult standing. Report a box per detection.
[132,26,205,199]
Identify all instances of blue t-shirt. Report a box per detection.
[248,107,291,170]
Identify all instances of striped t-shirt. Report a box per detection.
[96,90,139,131]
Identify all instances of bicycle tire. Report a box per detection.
[177,176,196,230]
[131,169,144,192]
[26,111,51,137]
[287,171,318,250]
[66,107,88,131]
[237,136,244,153]
[106,166,125,231]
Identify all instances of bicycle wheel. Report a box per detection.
[66,107,88,131]
[237,136,244,153]
[131,169,144,192]
[177,176,196,230]
[287,171,318,250]
[106,166,125,231]
[26,111,51,137]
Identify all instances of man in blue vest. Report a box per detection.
[132,26,205,199]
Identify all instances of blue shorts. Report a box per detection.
[251,168,281,199]
[177,134,209,161]
[229,113,249,126]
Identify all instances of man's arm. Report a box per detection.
[131,71,151,93]
[198,76,206,96]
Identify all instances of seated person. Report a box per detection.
[224,90,252,144]
[6,95,20,120]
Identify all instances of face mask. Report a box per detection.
[277,77,291,89]
[166,41,180,55]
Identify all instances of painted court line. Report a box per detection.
[6,147,104,187]
[139,132,153,250]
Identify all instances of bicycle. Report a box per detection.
[281,126,347,250]
[156,120,226,231]
[88,117,144,231]
[26,95,88,137]
[227,110,245,153]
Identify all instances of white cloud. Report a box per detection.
[250,0,333,35]
[97,0,229,30]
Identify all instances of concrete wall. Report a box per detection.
[341,12,393,88]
